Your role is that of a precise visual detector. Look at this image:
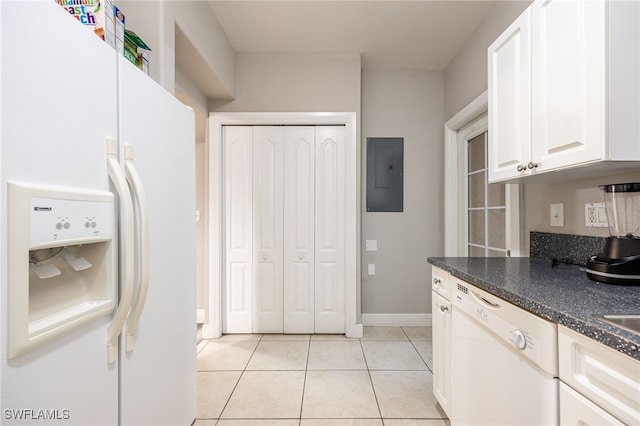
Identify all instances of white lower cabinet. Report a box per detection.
[434,272,639,425]
[431,267,451,417]
[223,125,346,334]
[560,382,624,426]
[558,326,640,425]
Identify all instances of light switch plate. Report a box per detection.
[550,203,564,227]
[365,240,378,251]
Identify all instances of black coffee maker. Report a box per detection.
[586,183,640,285]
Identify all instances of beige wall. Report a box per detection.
[211,53,361,113]
[175,77,208,315]
[361,70,445,314]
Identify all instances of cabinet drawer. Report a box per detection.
[559,326,640,425]
[431,266,450,300]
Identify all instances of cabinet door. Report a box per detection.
[488,8,531,182]
[224,126,254,333]
[432,291,451,416]
[530,0,605,171]
[560,382,625,426]
[284,126,315,333]
[253,126,284,333]
[314,126,346,333]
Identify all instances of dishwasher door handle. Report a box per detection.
[480,296,500,308]
[470,290,501,309]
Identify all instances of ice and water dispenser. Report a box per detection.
[7,182,115,358]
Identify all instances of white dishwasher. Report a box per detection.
[450,278,559,425]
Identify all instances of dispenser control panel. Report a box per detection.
[7,182,116,359]
[30,197,113,247]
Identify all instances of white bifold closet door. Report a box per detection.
[223,125,345,334]
[312,126,346,333]
[224,125,254,333]
[283,126,315,333]
[253,127,285,332]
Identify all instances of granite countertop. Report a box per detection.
[427,257,640,361]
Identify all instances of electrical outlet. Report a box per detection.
[585,202,608,228]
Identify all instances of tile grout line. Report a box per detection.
[402,326,432,372]
[360,337,385,424]
[297,337,312,425]
[215,334,264,423]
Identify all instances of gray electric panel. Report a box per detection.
[366,137,403,212]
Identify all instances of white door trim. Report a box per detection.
[444,92,523,257]
[444,92,489,256]
[205,112,361,339]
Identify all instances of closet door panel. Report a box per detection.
[284,126,315,333]
[223,126,253,333]
[314,126,346,333]
[253,126,284,333]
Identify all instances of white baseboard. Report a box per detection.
[361,313,432,327]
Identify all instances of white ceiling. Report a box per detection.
[208,0,498,71]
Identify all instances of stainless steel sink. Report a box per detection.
[593,314,640,335]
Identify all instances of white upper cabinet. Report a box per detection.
[530,0,604,170]
[488,8,531,182]
[488,0,640,183]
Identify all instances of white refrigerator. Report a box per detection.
[0,2,196,425]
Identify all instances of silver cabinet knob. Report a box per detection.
[527,161,539,169]
[298,253,304,260]
[516,164,527,172]
[433,277,441,285]
[263,254,268,261]
[440,305,449,313]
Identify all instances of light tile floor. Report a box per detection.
[195,326,449,426]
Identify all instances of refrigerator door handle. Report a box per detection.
[106,138,135,364]
[123,143,150,352]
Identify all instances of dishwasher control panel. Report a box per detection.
[453,279,558,376]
